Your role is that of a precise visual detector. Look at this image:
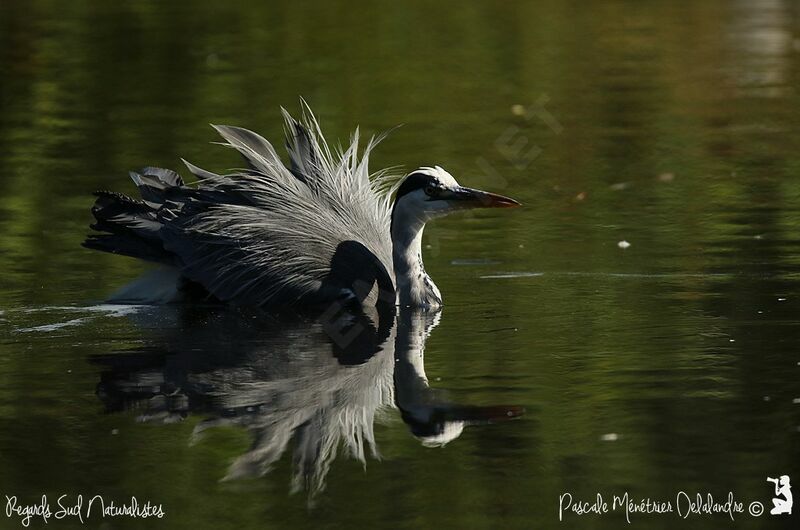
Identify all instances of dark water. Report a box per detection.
[1,0,800,528]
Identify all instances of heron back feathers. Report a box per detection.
[84,106,399,309]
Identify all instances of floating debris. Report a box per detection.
[482,326,519,333]
[206,53,220,68]
[792,398,800,404]
[600,433,619,442]
[610,182,629,191]
[617,240,631,249]
[111,429,119,435]
[657,172,675,182]
[763,396,771,402]
[575,191,587,201]
[511,104,526,116]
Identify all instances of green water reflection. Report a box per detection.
[1,0,799,528]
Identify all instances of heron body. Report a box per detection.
[84,105,519,309]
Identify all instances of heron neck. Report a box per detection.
[393,310,434,409]
[391,218,441,307]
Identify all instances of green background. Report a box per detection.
[1,0,799,528]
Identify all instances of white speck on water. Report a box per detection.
[610,182,629,191]
[778,298,787,302]
[618,240,631,249]
[792,398,800,404]
[600,433,619,442]
[511,104,526,116]
[111,429,119,435]
[657,172,675,182]
[729,339,736,343]
[435,377,441,382]
[754,234,764,240]
[518,244,524,249]
[425,244,432,249]
[757,310,764,314]
[763,396,771,402]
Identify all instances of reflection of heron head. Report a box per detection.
[417,422,465,447]
[401,412,466,447]
[780,475,791,487]
[401,405,524,448]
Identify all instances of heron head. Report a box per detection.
[392,166,520,228]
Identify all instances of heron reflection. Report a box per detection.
[92,307,522,497]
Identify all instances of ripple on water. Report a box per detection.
[11,305,144,333]
[480,271,736,280]
[480,272,544,279]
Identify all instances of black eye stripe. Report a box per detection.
[391,171,445,231]
[395,172,441,201]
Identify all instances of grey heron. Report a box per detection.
[84,105,520,309]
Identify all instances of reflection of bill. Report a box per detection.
[394,310,524,447]
[767,475,792,515]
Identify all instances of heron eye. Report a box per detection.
[424,185,437,197]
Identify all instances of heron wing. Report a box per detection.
[154,107,398,308]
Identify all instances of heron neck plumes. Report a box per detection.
[391,214,442,308]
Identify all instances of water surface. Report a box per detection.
[1,1,799,528]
